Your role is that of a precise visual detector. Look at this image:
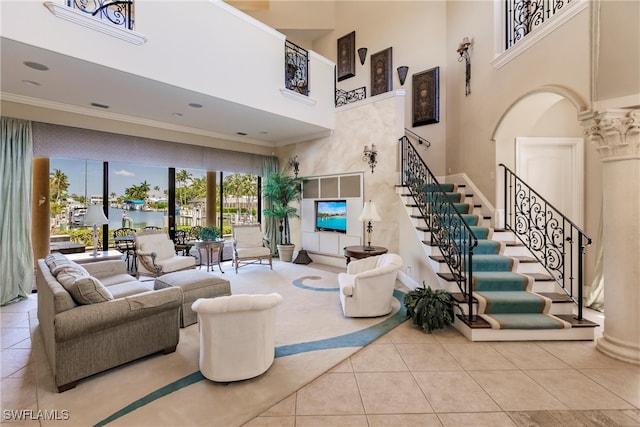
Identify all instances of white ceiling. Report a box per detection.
[0,37,332,148]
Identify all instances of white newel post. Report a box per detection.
[584,109,640,364]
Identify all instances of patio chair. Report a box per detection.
[113,227,137,271]
[231,224,272,273]
[134,230,196,277]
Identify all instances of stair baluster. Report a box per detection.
[499,163,592,320]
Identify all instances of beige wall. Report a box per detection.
[311,1,448,175]
[596,0,640,104]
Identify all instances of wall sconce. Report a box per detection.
[288,155,300,178]
[456,37,472,96]
[357,47,367,65]
[397,66,409,86]
[362,144,378,173]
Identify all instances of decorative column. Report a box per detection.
[584,109,640,364]
[206,171,217,228]
[32,158,50,265]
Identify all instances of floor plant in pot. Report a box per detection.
[404,283,460,333]
[262,170,302,262]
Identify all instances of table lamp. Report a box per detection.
[84,204,109,257]
[358,200,381,251]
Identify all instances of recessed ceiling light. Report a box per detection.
[22,80,41,86]
[188,103,202,108]
[236,132,248,136]
[23,61,49,71]
[90,102,110,109]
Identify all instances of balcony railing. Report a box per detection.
[68,0,134,30]
[285,40,309,96]
[335,87,366,107]
[505,0,572,49]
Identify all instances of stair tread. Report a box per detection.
[523,272,554,281]
[512,256,537,263]
[537,292,573,303]
[554,314,599,328]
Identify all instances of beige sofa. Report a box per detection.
[36,254,182,392]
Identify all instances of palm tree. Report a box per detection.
[262,171,302,245]
[176,169,193,206]
[224,174,244,223]
[49,169,68,204]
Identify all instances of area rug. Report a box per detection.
[31,261,406,426]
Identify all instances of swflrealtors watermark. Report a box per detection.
[3,409,70,421]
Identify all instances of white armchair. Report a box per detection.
[191,293,283,382]
[338,253,403,317]
[134,231,196,277]
[232,224,272,273]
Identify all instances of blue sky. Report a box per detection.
[50,158,206,198]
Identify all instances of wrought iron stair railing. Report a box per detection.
[500,163,591,320]
[400,135,478,323]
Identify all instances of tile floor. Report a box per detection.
[2,270,639,427]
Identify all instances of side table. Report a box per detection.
[194,240,225,273]
[64,250,124,264]
[343,245,388,265]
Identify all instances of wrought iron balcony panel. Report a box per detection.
[285,40,309,96]
[506,0,573,49]
[69,0,134,30]
[335,87,366,107]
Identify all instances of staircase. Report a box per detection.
[398,135,598,341]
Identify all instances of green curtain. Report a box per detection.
[262,156,279,255]
[586,202,604,311]
[1,117,34,305]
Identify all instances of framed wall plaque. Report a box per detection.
[412,66,440,126]
[337,31,356,81]
[370,47,392,96]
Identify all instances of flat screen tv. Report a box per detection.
[315,200,347,233]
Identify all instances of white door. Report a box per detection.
[515,137,584,226]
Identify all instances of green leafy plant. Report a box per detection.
[197,226,222,241]
[262,170,302,245]
[404,284,460,333]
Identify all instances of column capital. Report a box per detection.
[583,109,640,161]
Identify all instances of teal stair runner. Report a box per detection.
[425,183,570,331]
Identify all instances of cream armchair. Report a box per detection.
[192,293,283,382]
[338,253,403,317]
[134,230,196,277]
[232,224,272,273]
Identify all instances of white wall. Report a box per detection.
[0,0,336,133]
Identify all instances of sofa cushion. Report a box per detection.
[57,269,114,305]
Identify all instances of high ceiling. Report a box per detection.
[0,36,331,149]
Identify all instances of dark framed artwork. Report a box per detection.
[412,66,440,126]
[337,31,356,81]
[370,47,392,96]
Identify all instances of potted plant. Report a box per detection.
[197,226,222,241]
[404,284,460,333]
[262,170,302,262]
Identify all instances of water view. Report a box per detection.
[109,207,166,230]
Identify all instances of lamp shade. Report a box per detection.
[358,201,381,222]
[84,204,109,226]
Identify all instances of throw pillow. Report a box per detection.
[57,270,113,305]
